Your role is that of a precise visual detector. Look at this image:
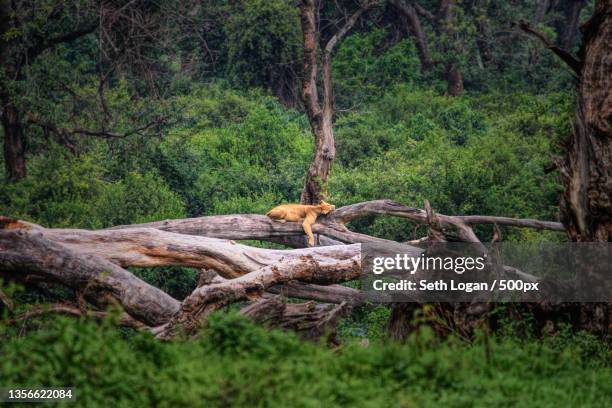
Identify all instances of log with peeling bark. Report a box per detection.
[107,199,563,248]
[332,200,564,232]
[241,296,349,343]
[155,254,360,339]
[0,216,367,334]
[268,282,365,306]
[0,196,567,338]
[3,217,369,277]
[0,228,180,326]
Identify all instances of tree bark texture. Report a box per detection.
[298,0,373,204]
[560,0,612,242]
[1,102,27,181]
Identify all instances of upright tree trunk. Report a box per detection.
[271,68,300,108]
[391,0,432,71]
[298,0,371,204]
[389,1,611,341]
[475,22,492,65]
[439,0,464,96]
[560,0,611,242]
[445,64,464,96]
[1,100,27,181]
[300,116,335,204]
[0,0,25,181]
[535,0,553,24]
[559,0,587,50]
[299,0,332,204]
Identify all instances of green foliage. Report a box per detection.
[0,145,185,228]
[95,171,185,227]
[225,0,301,89]
[0,146,105,227]
[332,29,421,106]
[132,267,198,301]
[330,87,568,242]
[151,86,311,216]
[339,304,391,341]
[0,312,609,407]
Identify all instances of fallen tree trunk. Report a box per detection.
[155,255,361,339]
[109,212,406,246]
[111,200,565,242]
[1,217,366,332]
[332,200,565,232]
[0,197,566,338]
[4,218,367,278]
[0,229,180,326]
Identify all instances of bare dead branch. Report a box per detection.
[3,303,145,329]
[412,1,435,22]
[515,20,582,75]
[0,287,14,313]
[7,219,361,278]
[240,296,348,342]
[70,118,165,139]
[390,0,432,69]
[156,255,361,339]
[27,115,166,152]
[269,282,365,306]
[332,200,564,232]
[0,227,179,326]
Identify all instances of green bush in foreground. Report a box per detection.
[0,312,609,408]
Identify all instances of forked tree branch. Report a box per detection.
[515,20,582,75]
[156,255,361,339]
[0,228,180,326]
[332,200,564,232]
[321,2,375,122]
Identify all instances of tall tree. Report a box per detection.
[519,0,610,241]
[389,0,432,70]
[0,0,96,181]
[299,0,376,204]
[559,0,611,241]
[390,0,464,96]
[558,0,589,50]
[534,0,589,50]
[0,0,174,182]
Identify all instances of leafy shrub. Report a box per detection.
[0,147,185,228]
[95,171,186,227]
[152,88,311,216]
[330,88,567,242]
[0,312,609,407]
[0,146,106,228]
[133,267,198,301]
[225,0,301,89]
[333,29,421,106]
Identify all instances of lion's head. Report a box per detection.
[318,200,335,214]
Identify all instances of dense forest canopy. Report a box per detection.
[1,0,588,230]
[1,0,610,406]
